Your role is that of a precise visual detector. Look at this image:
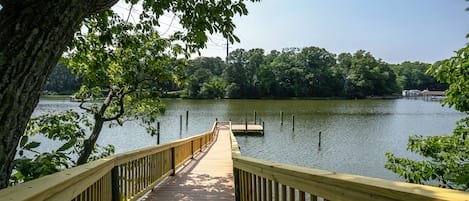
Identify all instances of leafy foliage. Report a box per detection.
[64,0,257,164]
[10,110,114,185]
[428,45,469,113]
[185,47,423,99]
[385,42,469,191]
[9,0,258,184]
[44,63,82,95]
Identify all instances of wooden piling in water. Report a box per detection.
[319,131,322,148]
[292,115,295,131]
[245,114,248,130]
[180,115,182,130]
[254,111,257,124]
[157,122,160,144]
[186,110,189,124]
[280,111,284,125]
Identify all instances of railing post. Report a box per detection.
[199,138,202,151]
[111,166,121,201]
[191,140,194,159]
[171,147,176,176]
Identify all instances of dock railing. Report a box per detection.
[0,122,217,201]
[229,125,469,201]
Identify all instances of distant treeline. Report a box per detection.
[183,47,446,99]
[45,47,447,98]
[44,63,81,95]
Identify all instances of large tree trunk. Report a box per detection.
[0,0,117,189]
[76,89,116,165]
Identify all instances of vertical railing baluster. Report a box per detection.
[281,184,286,201]
[289,187,295,201]
[111,166,120,201]
[171,147,176,176]
[262,177,267,201]
[299,191,305,201]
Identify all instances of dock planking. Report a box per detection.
[231,124,264,135]
[142,125,234,201]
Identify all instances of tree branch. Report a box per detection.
[79,101,96,114]
[102,87,131,121]
[90,0,119,14]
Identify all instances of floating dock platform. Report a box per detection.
[231,123,264,135]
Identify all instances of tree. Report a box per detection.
[343,50,399,98]
[185,57,226,98]
[393,61,447,91]
[385,43,469,191]
[199,77,227,99]
[268,48,305,97]
[0,0,257,188]
[67,10,176,164]
[297,46,336,96]
[224,49,249,98]
[186,68,214,98]
[186,57,226,77]
[45,63,82,95]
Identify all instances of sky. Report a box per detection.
[1,1,465,64]
[200,0,469,64]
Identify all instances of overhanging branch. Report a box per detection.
[102,87,131,121]
[79,101,96,114]
[90,0,119,14]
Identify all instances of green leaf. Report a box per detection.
[57,138,77,152]
[24,142,41,150]
[20,136,29,148]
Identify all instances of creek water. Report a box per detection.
[33,98,465,181]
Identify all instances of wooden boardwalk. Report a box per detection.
[142,125,234,200]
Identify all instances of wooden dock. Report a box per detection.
[142,124,234,200]
[231,124,264,135]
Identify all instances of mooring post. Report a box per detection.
[319,131,322,147]
[280,111,284,125]
[292,115,295,131]
[179,115,183,131]
[254,111,257,124]
[157,122,160,144]
[245,114,248,131]
[186,110,189,125]
[262,121,265,135]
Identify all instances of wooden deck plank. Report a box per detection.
[142,127,234,201]
[231,124,263,131]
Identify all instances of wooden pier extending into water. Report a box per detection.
[1,121,469,201]
[231,123,264,135]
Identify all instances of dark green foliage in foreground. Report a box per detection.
[385,43,469,191]
[10,110,114,185]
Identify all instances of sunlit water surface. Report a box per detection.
[32,98,465,181]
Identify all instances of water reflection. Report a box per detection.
[32,98,464,181]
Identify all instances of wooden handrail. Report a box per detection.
[229,127,469,201]
[0,122,218,201]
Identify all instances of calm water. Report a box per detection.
[33,98,465,181]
